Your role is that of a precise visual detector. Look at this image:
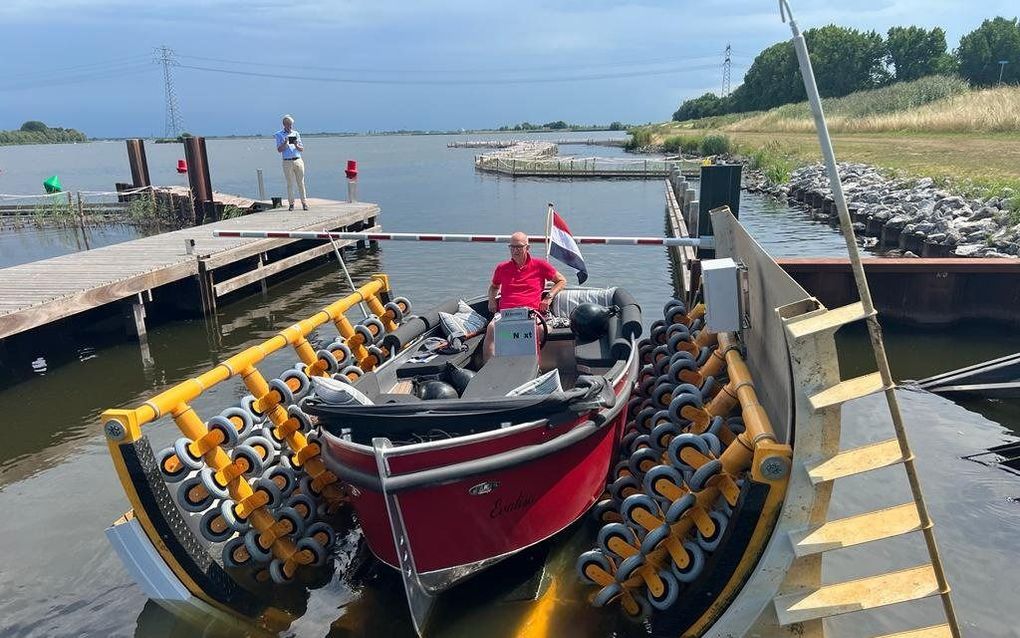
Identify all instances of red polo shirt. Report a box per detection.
[492,256,558,311]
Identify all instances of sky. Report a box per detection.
[0,0,1015,137]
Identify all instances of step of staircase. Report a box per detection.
[774,564,940,625]
[805,438,905,485]
[789,502,922,557]
[786,301,872,340]
[870,624,952,638]
[809,371,890,411]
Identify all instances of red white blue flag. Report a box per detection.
[549,210,588,284]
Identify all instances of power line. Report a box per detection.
[175,61,730,86]
[154,46,184,138]
[0,63,152,92]
[176,52,728,76]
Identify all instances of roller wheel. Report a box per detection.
[243,528,274,564]
[263,465,298,499]
[667,392,704,426]
[638,342,655,366]
[245,436,276,463]
[662,299,685,320]
[636,375,657,399]
[177,475,215,513]
[651,383,676,409]
[286,404,313,435]
[199,508,235,543]
[688,459,723,491]
[338,365,363,383]
[664,493,697,525]
[666,331,693,355]
[671,540,706,583]
[592,581,623,608]
[666,323,691,342]
[220,499,251,533]
[639,522,671,555]
[254,476,284,509]
[592,499,621,525]
[702,432,722,457]
[577,550,614,586]
[222,536,254,569]
[269,558,294,585]
[597,522,638,559]
[619,431,638,456]
[297,536,328,567]
[384,301,404,324]
[615,553,646,582]
[650,345,672,367]
[648,568,680,611]
[284,493,316,522]
[667,357,697,383]
[361,316,386,338]
[220,407,255,440]
[393,296,412,315]
[199,467,231,500]
[650,421,680,452]
[240,394,265,420]
[695,346,711,367]
[629,435,652,455]
[608,475,641,504]
[666,433,711,472]
[268,378,295,407]
[700,375,717,397]
[275,506,307,539]
[157,446,189,483]
[173,436,205,471]
[643,465,684,504]
[650,324,668,346]
[696,510,728,552]
[231,444,265,479]
[281,368,311,400]
[304,521,337,551]
[627,447,661,478]
[353,324,376,348]
[621,591,652,621]
[633,407,658,434]
[620,493,660,531]
[707,415,725,438]
[326,339,353,366]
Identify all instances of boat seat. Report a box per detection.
[395,333,485,379]
[461,355,540,400]
[575,334,615,375]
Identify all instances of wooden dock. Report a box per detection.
[475,155,702,179]
[0,197,378,341]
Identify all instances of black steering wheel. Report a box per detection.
[530,309,549,349]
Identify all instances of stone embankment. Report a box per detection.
[746,163,1019,258]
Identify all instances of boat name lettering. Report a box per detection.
[469,481,500,496]
[490,492,536,518]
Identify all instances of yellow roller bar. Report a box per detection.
[106,275,389,439]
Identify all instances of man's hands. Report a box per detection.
[295,140,304,152]
[488,298,498,313]
[539,298,551,314]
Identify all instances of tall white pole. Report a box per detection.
[325,227,370,318]
[544,202,554,260]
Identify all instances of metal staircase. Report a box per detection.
[764,3,962,636]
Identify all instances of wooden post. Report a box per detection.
[257,169,266,200]
[257,253,268,295]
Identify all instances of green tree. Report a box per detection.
[543,120,568,130]
[672,92,726,121]
[886,26,956,81]
[608,121,624,130]
[956,17,1020,86]
[20,120,48,132]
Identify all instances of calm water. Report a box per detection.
[0,134,1017,637]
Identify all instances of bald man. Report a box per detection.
[483,231,567,361]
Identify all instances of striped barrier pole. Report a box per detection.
[213,229,714,249]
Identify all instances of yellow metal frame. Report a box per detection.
[102,274,402,618]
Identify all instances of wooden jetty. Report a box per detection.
[0,198,378,342]
[475,155,702,179]
[448,138,627,149]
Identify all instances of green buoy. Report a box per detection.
[43,175,62,193]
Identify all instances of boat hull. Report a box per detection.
[320,371,634,589]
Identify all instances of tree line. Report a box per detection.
[0,121,87,145]
[674,17,1020,121]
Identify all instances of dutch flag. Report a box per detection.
[548,210,588,284]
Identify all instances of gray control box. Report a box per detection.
[494,307,538,356]
[702,258,740,333]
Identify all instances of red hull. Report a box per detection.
[320,372,634,581]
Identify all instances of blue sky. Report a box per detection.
[0,0,1014,137]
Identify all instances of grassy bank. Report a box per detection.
[637,78,1020,209]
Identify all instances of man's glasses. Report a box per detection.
[509,244,528,251]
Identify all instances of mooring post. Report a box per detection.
[257,169,266,200]
[345,160,359,203]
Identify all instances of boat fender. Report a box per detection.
[570,303,618,342]
[442,362,475,396]
[416,380,458,401]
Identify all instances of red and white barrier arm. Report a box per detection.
[212,229,712,248]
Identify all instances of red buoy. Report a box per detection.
[345,160,358,179]
[176,159,188,174]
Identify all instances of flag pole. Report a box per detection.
[544,203,554,260]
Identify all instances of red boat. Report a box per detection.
[304,287,642,634]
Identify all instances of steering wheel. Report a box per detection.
[530,309,550,350]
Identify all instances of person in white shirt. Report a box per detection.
[274,114,308,210]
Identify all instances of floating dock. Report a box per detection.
[475,155,701,179]
[0,198,379,343]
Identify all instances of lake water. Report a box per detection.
[0,133,1017,638]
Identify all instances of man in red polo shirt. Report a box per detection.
[483,231,567,361]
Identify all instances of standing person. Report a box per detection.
[483,231,566,361]
[274,114,308,211]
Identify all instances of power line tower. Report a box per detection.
[154,46,185,138]
[721,43,732,97]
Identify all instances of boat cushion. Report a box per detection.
[438,300,488,339]
[461,355,541,400]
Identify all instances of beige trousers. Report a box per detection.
[282,158,307,205]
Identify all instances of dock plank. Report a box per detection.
[0,199,378,339]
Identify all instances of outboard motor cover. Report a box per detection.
[570,303,615,342]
